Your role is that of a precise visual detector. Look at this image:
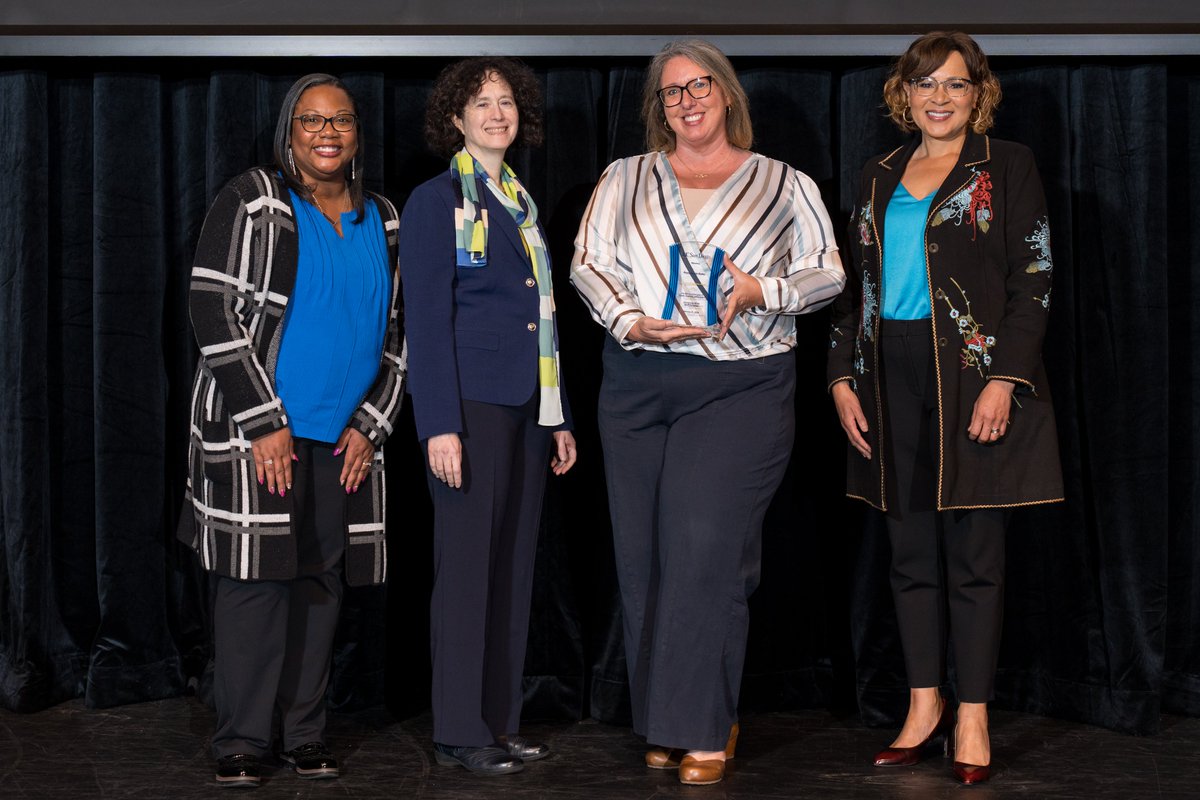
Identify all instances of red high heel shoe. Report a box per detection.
[950,723,991,785]
[872,698,953,767]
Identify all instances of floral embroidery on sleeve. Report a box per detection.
[1024,217,1053,274]
[931,168,993,239]
[937,278,995,377]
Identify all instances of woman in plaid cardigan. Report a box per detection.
[180,74,405,788]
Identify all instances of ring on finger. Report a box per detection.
[264,458,274,466]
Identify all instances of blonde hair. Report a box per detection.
[882,31,1001,135]
[641,39,753,152]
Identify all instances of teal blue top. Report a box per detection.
[275,192,391,443]
[881,183,935,320]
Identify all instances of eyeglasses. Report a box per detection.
[908,77,975,98]
[656,76,715,107]
[292,113,358,133]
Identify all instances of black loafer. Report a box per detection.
[498,735,550,762]
[433,742,524,775]
[280,742,339,779]
[215,753,261,788]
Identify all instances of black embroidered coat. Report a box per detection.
[180,168,406,584]
[827,132,1063,510]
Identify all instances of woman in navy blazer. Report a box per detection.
[399,57,576,776]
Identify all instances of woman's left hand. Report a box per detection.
[717,258,765,341]
[335,427,375,492]
[550,431,578,476]
[967,380,1015,444]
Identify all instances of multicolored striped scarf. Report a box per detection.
[450,149,564,426]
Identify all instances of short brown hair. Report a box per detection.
[882,31,1001,134]
[641,39,752,153]
[424,57,544,158]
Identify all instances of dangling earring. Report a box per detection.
[350,157,356,183]
[968,107,982,126]
[902,106,914,125]
[287,146,296,174]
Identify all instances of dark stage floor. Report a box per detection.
[1,698,1195,799]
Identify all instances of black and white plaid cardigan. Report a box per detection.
[180,168,406,585]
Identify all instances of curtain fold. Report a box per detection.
[0,57,1196,737]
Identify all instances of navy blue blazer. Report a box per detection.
[399,171,572,441]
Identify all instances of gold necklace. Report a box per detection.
[312,189,348,226]
[673,147,736,179]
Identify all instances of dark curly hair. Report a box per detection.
[424,57,544,158]
[883,31,1001,135]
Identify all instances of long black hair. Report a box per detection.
[272,73,365,222]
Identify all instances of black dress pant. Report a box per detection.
[427,396,552,747]
[211,439,346,757]
[880,319,1006,703]
[598,338,796,751]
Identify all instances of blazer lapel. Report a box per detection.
[485,189,532,272]
[871,139,917,247]
[928,130,992,219]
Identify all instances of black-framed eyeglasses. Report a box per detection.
[908,77,974,98]
[293,113,358,133]
[656,76,715,107]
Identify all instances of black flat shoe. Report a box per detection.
[280,742,339,779]
[215,753,261,788]
[433,742,524,775]
[498,734,550,762]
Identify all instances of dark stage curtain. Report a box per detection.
[1,55,1197,737]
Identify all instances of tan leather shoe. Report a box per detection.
[679,755,725,785]
[675,723,739,785]
[645,747,685,769]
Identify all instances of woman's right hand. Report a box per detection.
[252,427,295,496]
[427,433,463,489]
[831,381,871,459]
[625,316,712,345]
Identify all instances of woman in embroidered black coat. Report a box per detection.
[827,32,1062,785]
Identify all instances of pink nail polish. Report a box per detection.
[345,486,351,494]
[333,447,342,456]
[258,476,264,485]
[269,486,275,495]
[280,488,285,498]
[292,454,299,461]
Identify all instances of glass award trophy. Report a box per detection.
[662,242,725,336]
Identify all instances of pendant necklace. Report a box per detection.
[312,188,348,226]
[673,147,735,179]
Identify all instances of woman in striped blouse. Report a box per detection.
[571,38,845,786]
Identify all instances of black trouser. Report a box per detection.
[211,439,346,758]
[880,319,1006,703]
[427,396,552,747]
[598,338,796,751]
